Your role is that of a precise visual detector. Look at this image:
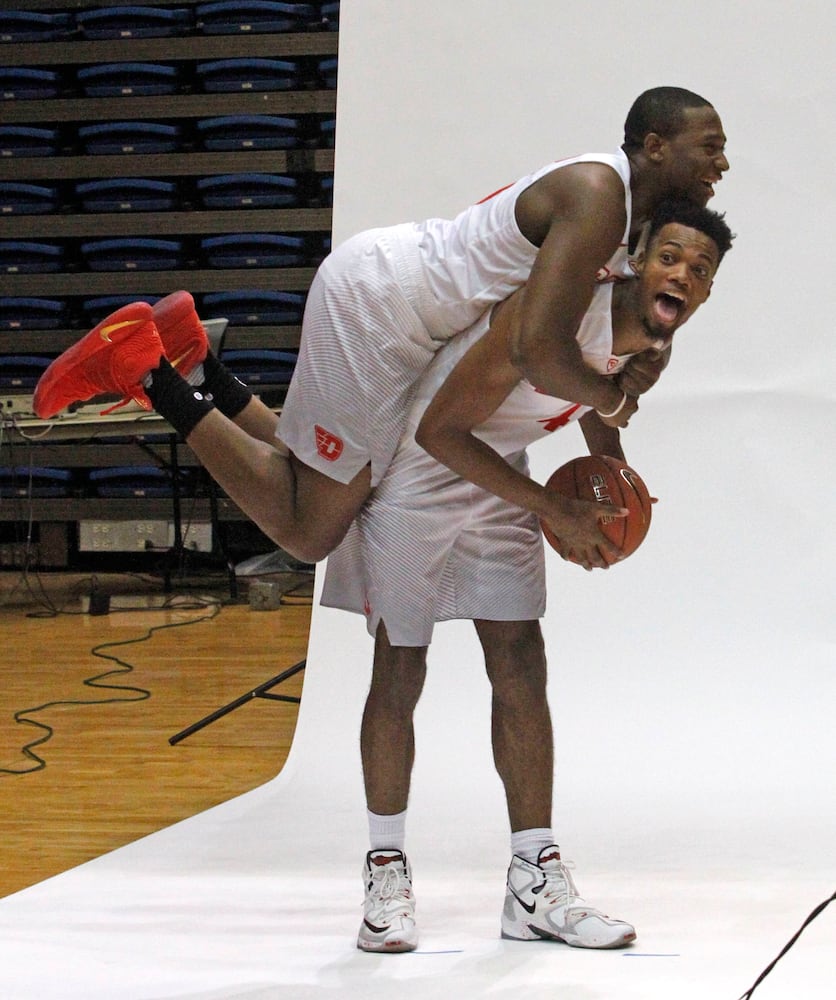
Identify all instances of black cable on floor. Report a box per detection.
[0,598,221,775]
[737,889,835,998]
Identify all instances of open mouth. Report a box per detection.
[654,292,684,325]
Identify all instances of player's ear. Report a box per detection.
[643,132,665,162]
[630,253,644,276]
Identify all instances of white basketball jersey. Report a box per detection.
[386,149,634,340]
[376,282,631,504]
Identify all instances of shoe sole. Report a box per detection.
[357,937,417,953]
[153,290,207,375]
[501,926,636,948]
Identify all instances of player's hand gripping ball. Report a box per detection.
[541,454,653,564]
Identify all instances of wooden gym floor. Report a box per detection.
[0,568,311,899]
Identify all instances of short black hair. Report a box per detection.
[646,198,735,265]
[623,87,713,152]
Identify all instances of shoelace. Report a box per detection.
[540,859,581,906]
[367,864,411,917]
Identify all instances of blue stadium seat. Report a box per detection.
[0,355,52,389]
[200,233,307,268]
[0,468,72,499]
[195,2,318,34]
[0,11,73,42]
[77,63,179,98]
[0,67,60,100]
[79,122,182,155]
[75,6,193,39]
[320,2,339,30]
[195,57,302,92]
[75,179,178,213]
[88,467,178,498]
[318,174,333,206]
[0,183,58,215]
[200,290,304,324]
[317,117,336,147]
[219,349,297,384]
[0,126,59,158]
[0,241,64,274]
[0,298,68,331]
[197,173,301,208]
[196,115,302,150]
[317,57,338,88]
[81,238,185,272]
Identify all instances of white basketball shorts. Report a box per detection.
[321,452,546,646]
[276,227,443,487]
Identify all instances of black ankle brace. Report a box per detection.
[144,357,214,438]
[199,351,253,420]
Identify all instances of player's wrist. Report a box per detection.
[596,389,628,420]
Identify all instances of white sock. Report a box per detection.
[511,828,555,864]
[368,809,407,852]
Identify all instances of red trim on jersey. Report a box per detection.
[476,155,588,203]
[476,182,514,204]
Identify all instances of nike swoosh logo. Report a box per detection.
[100,319,143,343]
[170,349,190,369]
[364,919,391,934]
[509,888,537,915]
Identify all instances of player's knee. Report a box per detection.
[480,622,547,699]
[277,522,350,564]
[283,536,331,565]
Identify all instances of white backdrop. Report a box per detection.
[309,0,836,865]
[0,3,833,997]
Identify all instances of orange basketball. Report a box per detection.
[541,454,653,564]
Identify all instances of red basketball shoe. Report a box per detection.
[33,302,164,418]
[152,290,208,378]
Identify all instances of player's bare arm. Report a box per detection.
[416,295,623,569]
[578,410,625,462]
[509,163,633,418]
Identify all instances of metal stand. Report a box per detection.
[168,658,305,745]
[159,432,238,600]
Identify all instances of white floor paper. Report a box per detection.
[0,591,833,999]
[2,2,834,996]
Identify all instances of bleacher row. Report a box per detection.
[0,462,267,499]
[1,173,332,213]
[0,2,338,370]
[0,231,331,272]
[0,3,339,42]
[0,116,335,156]
[2,60,337,99]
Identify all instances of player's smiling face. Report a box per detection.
[635,222,719,347]
[660,106,729,206]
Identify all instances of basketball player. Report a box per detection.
[34,88,728,569]
[328,200,734,952]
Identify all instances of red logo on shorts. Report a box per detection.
[315,425,343,461]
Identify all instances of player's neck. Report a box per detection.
[626,152,655,239]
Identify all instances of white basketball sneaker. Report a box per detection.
[357,849,418,953]
[501,845,636,948]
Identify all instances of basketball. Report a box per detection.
[541,454,653,564]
